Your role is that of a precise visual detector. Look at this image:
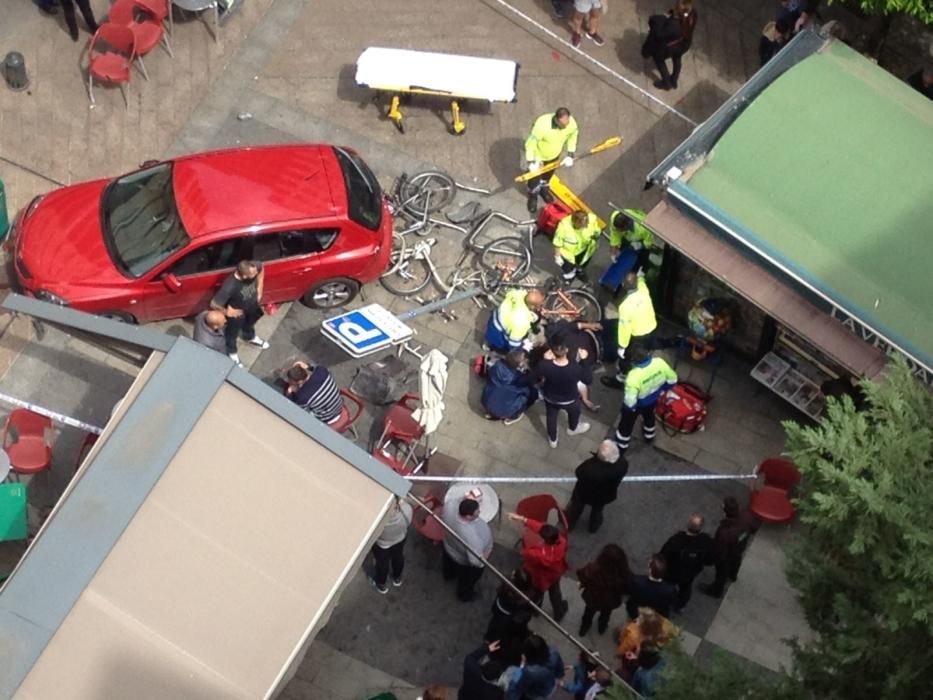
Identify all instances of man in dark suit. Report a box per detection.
[565,439,628,533]
[625,554,677,619]
[660,513,713,611]
[700,496,761,598]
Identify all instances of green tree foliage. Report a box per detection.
[782,357,933,698]
[829,0,933,24]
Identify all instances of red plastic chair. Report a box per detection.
[749,458,801,523]
[515,494,569,548]
[132,0,170,33]
[413,494,445,545]
[88,23,136,107]
[376,393,425,469]
[371,447,416,477]
[109,0,172,82]
[329,389,364,441]
[3,409,53,479]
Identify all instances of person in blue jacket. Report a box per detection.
[482,351,536,425]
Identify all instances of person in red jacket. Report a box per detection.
[507,512,570,621]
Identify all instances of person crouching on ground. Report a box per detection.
[284,359,344,426]
[482,350,536,425]
[485,288,546,353]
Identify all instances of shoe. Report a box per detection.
[503,413,525,426]
[392,577,403,588]
[69,26,79,41]
[567,422,591,437]
[548,438,558,449]
[527,194,539,214]
[698,583,722,599]
[571,32,582,48]
[246,335,270,349]
[227,352,241,364]
[586,32,605,46]
[551,0,565,17]
[579,620,591,636]
[555,600,569,622]
[671,76,679,89]
[597,622,608,634]
[481,342,491,352]
[600,375,624,389]
[653,79,673,91]
[370,577,388,595]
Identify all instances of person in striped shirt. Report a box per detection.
[284,360,344,425]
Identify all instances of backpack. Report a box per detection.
[655,382,709,434]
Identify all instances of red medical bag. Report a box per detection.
[655,382,710,434]
[535,201,572,237]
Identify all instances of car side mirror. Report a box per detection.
[162,273,182,292]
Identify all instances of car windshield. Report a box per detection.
[101,163,191,278]
[334,147,382,231]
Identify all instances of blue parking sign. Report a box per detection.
[322,304,414,357]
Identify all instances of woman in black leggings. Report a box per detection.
[530,341,593,448]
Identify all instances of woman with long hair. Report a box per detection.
[576,544,632,635]
[642,0,698,90]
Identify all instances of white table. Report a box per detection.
[171,0,221,43]
[444,482,500,523]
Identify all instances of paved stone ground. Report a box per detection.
[0,0,819,696]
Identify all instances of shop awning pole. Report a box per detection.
[0,392,104,434]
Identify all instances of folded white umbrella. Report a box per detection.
[411,349,449,436]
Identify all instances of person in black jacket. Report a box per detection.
[566,440,629,533]
[700,496,761,598]
[625,554,677,619]
[660,514,713,611]
[458,641,505,700]
[642,0,698,90]
[530,340,593,448]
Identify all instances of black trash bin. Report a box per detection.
[3,52,29,92]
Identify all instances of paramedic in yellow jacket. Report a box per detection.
[602,272,658,389]
[553,210,603,282]
[484,288,546,353]
[614,345,677,450]
[524,107,579,213]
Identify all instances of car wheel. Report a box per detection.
[302,278,360,309]
[98,310,137,324]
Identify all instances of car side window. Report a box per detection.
[169,239,240,277]
[241,229,339,263]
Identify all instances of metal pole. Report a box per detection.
[405,492,641,699]
[395,286,486,321]
[407,473,758,483]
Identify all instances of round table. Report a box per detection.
[444,482,500,523]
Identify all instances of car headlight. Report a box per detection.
[35,290,69,306]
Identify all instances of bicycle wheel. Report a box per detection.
[544,288,603,323]
[383,233,408,276]
[380,255,432,296]
[400,170,456,218]
[479,236,532,283]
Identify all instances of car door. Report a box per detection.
[138,238,241,320]
[241,228,339,303]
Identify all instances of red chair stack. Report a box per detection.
[87,24,136,107]
[108,0,173,82]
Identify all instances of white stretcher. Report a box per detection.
[355,47,520,134]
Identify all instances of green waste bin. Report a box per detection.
[0,177,9,241]
[0,482,28,542]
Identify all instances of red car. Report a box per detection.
[7,144,393,322]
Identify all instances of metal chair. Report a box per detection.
[375,393,424,470]
[749,458,801,523]
[3,409,53,480]
[515,494,569,548]
[87,23,136,107]
[328,389,365,441]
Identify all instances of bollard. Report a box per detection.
[2,52,29,92]
[0,178,8,241]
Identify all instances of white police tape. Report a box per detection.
[406,473,757,483]
[484,0,699,127]
[0,392,104,435]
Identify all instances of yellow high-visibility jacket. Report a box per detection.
[553,213,601,263]
[524,113,579,162]
[608,208,653,249]
[623,357,677,409]
[617,278,657,348]
[494,289,537,346]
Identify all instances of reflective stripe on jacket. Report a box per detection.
[617,277,657,348]
[608,208,652,248]
[524,112,580,162]
[553,212,601,262]
[623,357,677,409]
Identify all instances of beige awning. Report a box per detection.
[645,200,888,380]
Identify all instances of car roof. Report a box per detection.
[172,145,344,238]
